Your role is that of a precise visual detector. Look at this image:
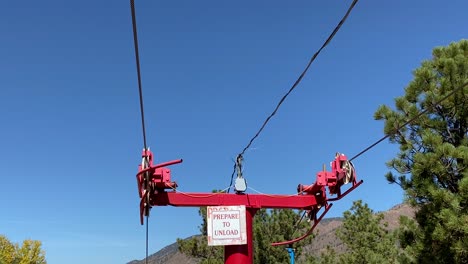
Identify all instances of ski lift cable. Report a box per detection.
[228,0,359,192]
[349,81,468,162]
[130,0,150,263]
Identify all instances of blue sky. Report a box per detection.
[1,0,467,263]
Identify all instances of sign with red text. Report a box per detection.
[207,205,246,246]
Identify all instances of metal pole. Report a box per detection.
[224,208,257,264]
[287,247,295,264]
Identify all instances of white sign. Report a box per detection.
[207,205,247,246]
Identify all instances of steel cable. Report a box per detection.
[130,0,150,263]
[349,81,468,161]
[229,0,359,190]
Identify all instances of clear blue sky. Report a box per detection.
[1,0,467,263]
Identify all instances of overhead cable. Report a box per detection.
[349,81,468,162]
[228,0,359,192]
[130,0,150,263]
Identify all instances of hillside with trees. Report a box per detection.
[128,203,414,264]
[176,207,313,264]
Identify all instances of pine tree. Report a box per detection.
[177,207,224,264]
[374,39,468,263]
[335,200,400,264]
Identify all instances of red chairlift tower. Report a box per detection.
[136,150,362,264]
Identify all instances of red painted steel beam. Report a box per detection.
[150,192,326,210]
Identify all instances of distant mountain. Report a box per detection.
[128,204,415,264]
